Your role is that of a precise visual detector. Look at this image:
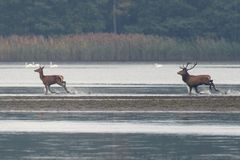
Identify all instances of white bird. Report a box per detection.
[25,62,40,68]
[50,61,58,68]
[154,63,163,68]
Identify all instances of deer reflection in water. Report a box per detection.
[34,66,70,94]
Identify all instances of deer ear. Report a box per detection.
[41,66,44,69]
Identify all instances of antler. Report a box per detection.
[185,62,191,69]
[179,62,191,69]
[179,65,184,69]
[179,62,197,70]
[186,62,197,71]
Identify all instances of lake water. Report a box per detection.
[0,111,240,160]
[1,62,240,159]
[0,62,240,95]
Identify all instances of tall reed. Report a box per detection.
[0,33,239,62]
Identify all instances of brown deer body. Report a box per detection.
[34,66,70,94]
[177,62,219,94]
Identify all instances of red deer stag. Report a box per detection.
[34,66,70,94]
[177,62,219,94]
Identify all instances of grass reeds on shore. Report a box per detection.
[0,33,239,62]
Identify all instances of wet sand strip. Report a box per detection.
[0,95,239,112]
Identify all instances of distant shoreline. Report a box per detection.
[0,95,239,112]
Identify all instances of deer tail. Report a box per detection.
[58,75,64,82]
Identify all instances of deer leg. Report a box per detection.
[57,81,70,93]
[48,85,56,94]
[209,84,212,90]
[207,80,213,90]
[63,81,70,93]
[194,86,200,94]
[211,82,219,92]
[188,87,192,94]
[44,85,48,95]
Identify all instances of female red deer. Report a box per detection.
[34,66,70,94]
[177,62,219,94]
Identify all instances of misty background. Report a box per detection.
[0,0,239,62]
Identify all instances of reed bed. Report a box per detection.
[0,33,239,62]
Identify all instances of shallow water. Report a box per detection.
[1,133,240,160]
[0,84,239,96]
[0,62,240,95]
[1,62,240,86]
[0,112,240,159]
[1,63,240,159]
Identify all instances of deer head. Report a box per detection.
[177,62,197,76]
[34,66,44,73]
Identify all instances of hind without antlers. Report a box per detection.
[34,66,70,94]
[177,62,219,94]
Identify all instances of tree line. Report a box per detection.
[0,0,240,62]
[0,0,239,41]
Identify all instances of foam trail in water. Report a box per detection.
[226,89,240,95]
[0,120,240,136]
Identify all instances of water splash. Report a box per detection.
[225,89,240,95]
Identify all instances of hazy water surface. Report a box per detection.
[1,62,240,86]
[0,62,240,95]
[0,112,240,160]
[1,63,240,159]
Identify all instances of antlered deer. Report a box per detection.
[177,62,219,94]
[34,66,70,94]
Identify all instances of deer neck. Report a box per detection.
[182,72,190,82]
[39,71,45,80]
